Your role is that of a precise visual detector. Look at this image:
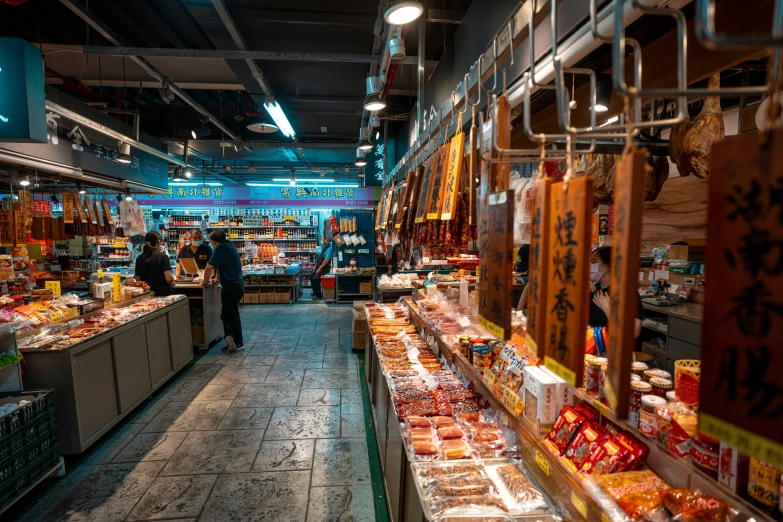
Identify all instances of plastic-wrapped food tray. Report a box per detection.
[410,459,559,521]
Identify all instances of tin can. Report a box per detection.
[631,362,649,379]
[643,369,671,383]
[629,381,652,428]
[458,335,470,358]
[691,433,720,479]
[650,377,673,398]
[639,395,666,439]
[586,357,607,397]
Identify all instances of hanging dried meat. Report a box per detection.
[668,74,725,179]
[644,155,669,201]
[587,154,616,205]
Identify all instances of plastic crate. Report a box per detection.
[321,275,336,289]
[0,425,59,489]
[0,410,56,465]
[0,390,56,441]
[0,446,60,514]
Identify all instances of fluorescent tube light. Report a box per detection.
[264,102,296,138]
[168,182,223,186]
[271,178,335,183]
[246,183,359,188]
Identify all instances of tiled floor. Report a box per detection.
[17,299,382,522]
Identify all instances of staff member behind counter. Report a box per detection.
[175,228,212,277]
[589,246,643,337]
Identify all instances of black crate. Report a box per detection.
[0,390,56,441]
[0,446,60,514]
[0,425,59,489]
[0,411,56,467]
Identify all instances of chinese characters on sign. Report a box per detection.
[543,178,593,386]
[0,211,13,244]
[606,152,646,419]
[700,128,783,469]
[426,144,450,219]
[415,156,436,223]
[526,178,552,356]
[478,190,515,339]
[441,131,465,221]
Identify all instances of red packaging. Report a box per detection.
[414,441,438,456]
[615,432,650,472]
[406,416,432,428]
[573,402,599,423]
[398,401,438,419]
[431,416,456,428]
[564,423,611,471]
[451,401,480,417]
[438,426,464,440]
[583,438,631,475]
[444,388,476,403]
[545,406,586,455]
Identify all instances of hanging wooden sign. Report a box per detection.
[493,96,511,192]
[94,198,105,227]
[62,193,74,224]
[382,184,396,228]
[13,210,26,245]
[395,169,413,227]
[414,155,436,223]
[543,178,593,386]
[374,200,383,231]
[84,195,97,225]
[700,128,783,469]
[441,131,465,220]
[425,144,451,220]
[0,210,13,245]
[526,178,552,356]
[18,190,31,228]
[102,200,113,228]
[468,120,479,226]
[605,151,646,419]
[75,195,87,224]
[406,164,425,232]
[478,190,515,339]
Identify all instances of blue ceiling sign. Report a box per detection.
[364,137,395,187]
[0,38,47,143]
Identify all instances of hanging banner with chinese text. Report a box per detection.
[700,128,783,469]
[606,152,646,419]
[62,193,74,224]
[0,210,13,245]
[526,178,552,356]
[441,131,465,220]
[414,156,436,223]
[395,169,414,227]
[363,137,395,186]
[102,200,113,228]
[135,185,376,208]
[75,195,87,224]
[543,178,593,386]
[13,210,26,245]
[478,190,515,339]
[426,144,450,220]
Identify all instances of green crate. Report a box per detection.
[0,390,56,441]
[0,426,59,489]
[0,446,60,514]
[0,411,56,468]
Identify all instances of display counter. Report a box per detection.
[18,295,193,455]
[173,282,222,349]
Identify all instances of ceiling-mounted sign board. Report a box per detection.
[0,38,47,143]
[426,144,451,220]
[605,151,646,419]
[478,190,515,339]
[526,178,552,356]
[543,178,593,386]
[700,128,783,470]
[441,131,465,221]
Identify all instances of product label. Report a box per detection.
[639,410,656,437]
[45,281,61,298]
[503,386,521,414]
[571,492,588,519]
[535,449,550,476]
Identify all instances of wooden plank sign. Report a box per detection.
[84,195,97,225]
[526,178,552,356]
[605,151,646,419]
[94,198,105,227]
[468,120,479,226]
[492,96,511,192]
[543,178,593,386]
[426,144,450,220]
[102,200,113,228]
[75,195,87,223]
[62,193,74,224]
[395,169,413,227]
[478,190,515,339]
[13,210,26,245]
[0,210,13,245]
[382,184,395,228]
[414,155,436,223]
[406,164,426,232]
[700,128,783,469]
[441,131,465,220]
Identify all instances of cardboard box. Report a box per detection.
[259,291,275,304]
[323,287,336,299]
[244,291,260,304]
[669,238,707,261]
[523,366,558,432]
[540,366,574,414]
[360,281,373,294]
[274,290,291,304]
[352,309,367,332]
[353,301,369,311]
[352,330,366,349]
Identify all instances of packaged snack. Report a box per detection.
[424,473,495,497]
[614,432,649,472]
[662,489,731,522]
[748,458,782,516]
[454,410,481,423]
[522,366,558,431]
[540,365,574,414]
[441,439,469,460]
[444,388,475,403]
[582,438,630,475]
[718,442,749,496]
[656,405,694,458]
[413,441,439,456]
[410,427,435,442]
[451,401,480,417]
[574,402,599,423]
[429,495,508,517]
[431,416,456,428]
[472,430,502,442]
[416,462,482,479]
[398,401,438,419]
[494,464,545,505]
[469,421,500,433]
[438,426,464,440]
[389,370,419,377]
[393,391,432,405]
[564,422,610,471]
[594,470,671,520]
[405,416,432,428]
[545,405,586,455]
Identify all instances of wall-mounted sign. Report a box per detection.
[0,38,46,143]
[135,185,377,208]
[364,137,396,186]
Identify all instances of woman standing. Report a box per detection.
[135,232,176,296]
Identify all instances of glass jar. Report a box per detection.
[631,362,649,379]
[586,357,607,397]
[471,344,492,372]
[643,369,672,383]
[639,395,667,439]
[629,381,653,428]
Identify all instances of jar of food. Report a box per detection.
[468,337,483,365]
[458,336,470,358]
[489,340,503,365]
[584,354,595,388]
[631,362,649,379]
[629,381,653,428]
[630,374,642,382]
[598,362,609,403]
[639,395,667,439]
[650,377,673,398]
[666,391,676,403]
[471,344,493,371]
[586,357,607,397]
[691,433,720,479]
[644,369,672,383]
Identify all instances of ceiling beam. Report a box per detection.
[46,78,247,90]
[82,45,431,66]
[426,9,465,24]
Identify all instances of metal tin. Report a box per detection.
[639,395,666,438]
[629,381,653,428]
[649,377,673,398]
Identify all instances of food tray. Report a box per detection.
[71,297,105,315]
[410,458,560,521]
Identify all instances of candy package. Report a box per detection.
[593,470,670,520]
[545,405,586,455]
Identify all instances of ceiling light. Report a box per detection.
[289,175,296,186]
[172,168,185,182]
[356,150,367,167]
[264,101,296,138]
[364,94,386,112]
[124,190,133,201]
[358,139,373,151]
[167,182,223,186]
[376,131,380,140]
[366,76,382,97]
[19,175,30,187]
[272,178,335,183]
[384,1,424,25]
[183,167,193,178]
[246,183,359,188]
[595,74,613,114]
[117,142,131,164]
[77,182,86,195]
[191,125,211,139]
[247,116,279,134]
[389,37,406,60]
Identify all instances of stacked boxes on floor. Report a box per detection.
[0,389,59,514]
[352,301,368,349]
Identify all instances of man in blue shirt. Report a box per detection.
[310,235,333,300]
[202,230,245,351]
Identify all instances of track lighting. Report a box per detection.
[183,167,193,179]
[389,37,406,60]
[366,76,382,97]
[191,124,211,139]
[384,1,424,25]
[595,74,613,113]
[364,94,386,112]
[77,182,86,195]
[355,150,367,167]
[117,142,132,164]
[19,174,30,187]
[125,190,133,201]
[172,168,185,182]
[358,139,373,151]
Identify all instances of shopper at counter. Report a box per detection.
[202,230,245,352]
[135,232,176,296]
[589,246,643,337]
[175,228,213,277]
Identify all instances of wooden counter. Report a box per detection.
[173,282,223,349]
[20,297,193,455]
[642,301,703,323]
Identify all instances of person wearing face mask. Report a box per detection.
[135,232,176,296]
[202,229,245,352]
[589,246,643,337]
[175,228,213,278]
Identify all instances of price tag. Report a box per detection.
[45,281,61,298]
[499,344,517,363]
[593,400,610,418]
[503,386,520,414]
[49,310,64,323]
[601,514,611,522]
[63,307,77,319]
[571,492,588,519]
[112,273,122,303]
[535,449,550,477]
[483,371,496,389]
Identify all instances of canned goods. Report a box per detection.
[639,395,666,439]
[586,357,607,397]
[650,377,673,398]
[629,381,653,428]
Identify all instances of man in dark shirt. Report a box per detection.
[202,230,245,352]
[175,229,213,277]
